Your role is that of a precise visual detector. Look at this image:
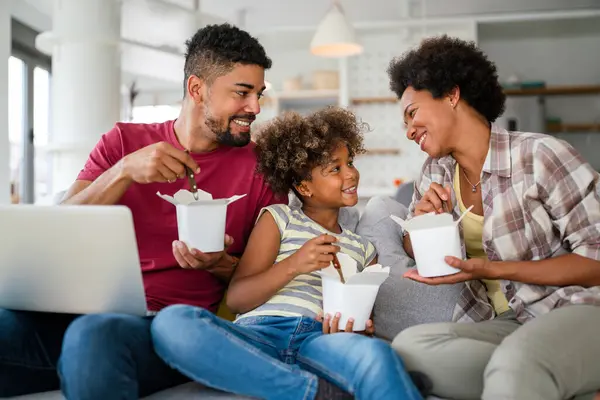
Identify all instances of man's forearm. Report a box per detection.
[62,161,133,205]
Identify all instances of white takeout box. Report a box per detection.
[319,253,390,331]
[390,212,463,277]
[157,189,246,253]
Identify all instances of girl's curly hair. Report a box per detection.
[255,106,367,196]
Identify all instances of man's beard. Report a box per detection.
[205,110,252,148]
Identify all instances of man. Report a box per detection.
[0,24,284,398]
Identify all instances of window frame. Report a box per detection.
[10,18,52,203]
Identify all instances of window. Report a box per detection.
[131,105,180,123]
[34,67,50,200]
[8,56,25,203]
[33,67,49,146]
[8,56,52,203]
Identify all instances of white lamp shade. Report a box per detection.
[310,3,363,58]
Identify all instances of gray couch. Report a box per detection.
[13,196,454,399]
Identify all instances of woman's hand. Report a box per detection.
[403,256,498,285]
[317,313,375,336]
[415,183,453,215]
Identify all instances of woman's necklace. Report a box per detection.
[461,168,481,192]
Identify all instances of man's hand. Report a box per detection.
[121,142,199,184]
[173,234,234,270]
[317,313,375,337]
[403,256,497,285]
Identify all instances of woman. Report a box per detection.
[388,35,600,400]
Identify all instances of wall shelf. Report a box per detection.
[275,90,339,100]
[350,85,600,105]
[504,85,600,96]
[362,148,401,155]
[261,90,339,114]
[351,97,397,105]
[546,123,600,133]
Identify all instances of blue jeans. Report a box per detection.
[0,308,187,399]
[152,304,422,400]
[0,309,76,397]
[59,313,189,399]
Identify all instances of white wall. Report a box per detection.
[479,17,600,169]
[0,2,10,204]
[479,18,600,87]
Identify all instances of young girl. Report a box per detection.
[151,107,422,400]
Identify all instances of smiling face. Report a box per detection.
[400,86,458,158]
[299,142,360,208]
[196,63,266,147]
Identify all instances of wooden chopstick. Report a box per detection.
[332,253,346,284]
[184,150,199,200]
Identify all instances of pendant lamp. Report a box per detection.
[310,0,363,57]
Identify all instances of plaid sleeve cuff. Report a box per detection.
[573,245,600,262]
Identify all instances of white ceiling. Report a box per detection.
[10,0,600,98]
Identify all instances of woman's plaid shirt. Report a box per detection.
[407,124,600,323]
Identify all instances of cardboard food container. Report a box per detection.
[319,253,390,331]
[390,208,472,278]
[157,189,246,253]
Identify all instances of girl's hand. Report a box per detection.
[317,313,375,336]
[288,234,340,276]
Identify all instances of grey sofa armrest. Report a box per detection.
[356,196,464,341]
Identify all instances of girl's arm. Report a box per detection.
[403,234,415,259]
[226,212,297,314]
[227,212,338,313]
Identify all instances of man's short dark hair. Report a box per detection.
[387,35,506,123]
[183,23,272,93]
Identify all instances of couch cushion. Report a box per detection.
[356,196,464,341]
[144,383,254,399]
[9,384,254,400]
[10,387,445,399]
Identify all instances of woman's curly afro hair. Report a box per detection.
[387,35,506,122]
[255,107,367,196]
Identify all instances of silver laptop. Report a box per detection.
[0,205,147,316]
